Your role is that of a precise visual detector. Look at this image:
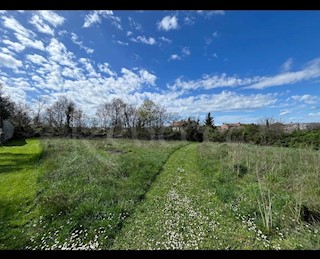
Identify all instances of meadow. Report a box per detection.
[0,138,319,249]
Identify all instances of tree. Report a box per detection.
[65,100,75,136]
[10,103,33,137]
[0,84,14,128]
[32,97,47,127]
[204,112,214,127]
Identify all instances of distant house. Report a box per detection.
[284,122,320,133]
[172,121,185,131]
[220,122,243,132]
[0,120,14,144]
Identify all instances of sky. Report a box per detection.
[0,10,320,125]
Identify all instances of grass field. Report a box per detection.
[1,138,320,249]
[0,139,43,249]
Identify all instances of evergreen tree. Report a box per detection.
[204,112,214,127]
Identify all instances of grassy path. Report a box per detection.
[111,143,256,249]
[0,139,43,249]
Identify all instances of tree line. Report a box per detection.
[1,84,319,148]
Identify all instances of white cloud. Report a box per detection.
[83,10,122,30]
[184,16,195,25]
[280,58,293,72]
[157,15,178,31]
[291,94,318,105]
[170,74,260,91]
[83,11,104,28]
[197,10,225,18]
[26,54,48,65]
[280,110,291,116]
[159,36,172,44]
[139,69,157,86]
[79,58,100,77]
[128,17,142,31]
[38,11,65,27]
[205,32,218,45]
[29,14,54,35]
[71,32,94,54]
[114,40,129,46]
[2,39,25,52]
[15,33,45,50]
[46,38,76,67]
[308,112,320,117]
[1,47,15,56]
[131,35,156,45]
[159,91,276,116]
[169,54,181,61]
[2,16,34,38]
[246,58,320,89]
[2,16,45,51]
[0,52,22,69]
[127,31,133,36]
[182,47,191,56]
[98,63,117,77]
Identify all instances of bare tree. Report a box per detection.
[33,97,47,127]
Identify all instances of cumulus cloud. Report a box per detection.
[2,16,34,38]
[2,15,45,50]
[38,11,65,27]
[29,14,55,35]
[157,15,178,31]
[98,63,117,77]
[46,38,76,67]
[26,54,48,65]
[2,39,25,52]
[0,52,22,69]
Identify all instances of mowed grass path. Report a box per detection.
[0,139,42,249]
[112,143,268,249]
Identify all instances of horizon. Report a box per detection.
[0,10,320,126]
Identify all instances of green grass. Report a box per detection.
[1,138,320,250]
[26,138,187,250]
[113,142,320,250]
[0,138,43,249]
[112,143,267,249]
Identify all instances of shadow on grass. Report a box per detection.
[3,139,27,147]
[0,153,40,174]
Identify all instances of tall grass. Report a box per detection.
[198,142,320,249]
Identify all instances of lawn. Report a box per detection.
[0,138,43,249]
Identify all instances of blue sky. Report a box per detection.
[0,10,320,125]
